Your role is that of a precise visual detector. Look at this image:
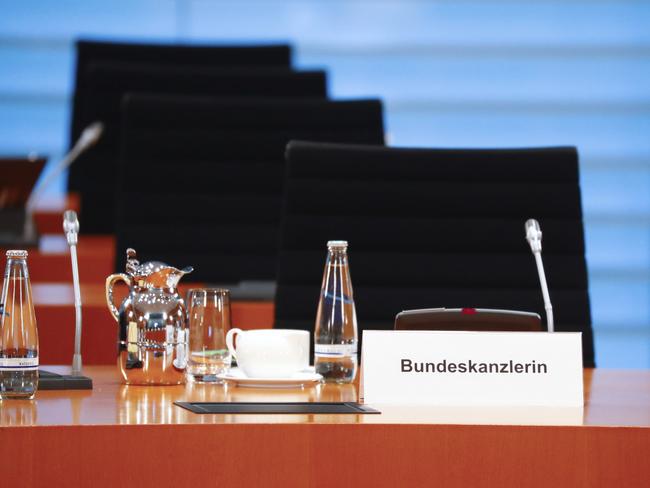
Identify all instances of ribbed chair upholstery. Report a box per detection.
[69,63,327,234]
[276,141,594,367]
[117,96,385,284]
[69,40,293,233]
[71,39,290,142]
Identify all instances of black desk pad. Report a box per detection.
[175,402,380,415]
[38,369,93,390]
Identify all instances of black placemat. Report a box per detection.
[175,402,380,414]
[38,369,93,390]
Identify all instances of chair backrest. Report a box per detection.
[276,141,594,367]
[71,40,290,145]
[0,157,46,209]
[69,62,327,233]
[117,96,385,284]
[0,157,47,246]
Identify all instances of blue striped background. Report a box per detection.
[1,0,648,367]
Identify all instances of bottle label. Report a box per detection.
[0,357,39,370]
[315,344,357,357]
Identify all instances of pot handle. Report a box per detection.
[105,273,132,322]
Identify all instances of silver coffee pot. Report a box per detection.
[106,248,193,385]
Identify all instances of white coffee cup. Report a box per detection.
[225,328,309,378]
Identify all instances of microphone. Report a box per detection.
[525,219,554,332]
[64,210,83,375]
[23,121,104,241]
[63,210,79,246]
[75,121,104,150]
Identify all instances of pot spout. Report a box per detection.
[166,266,193,289]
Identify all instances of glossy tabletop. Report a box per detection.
[2,367,650,488]
[1,366,649,427]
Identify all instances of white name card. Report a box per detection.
[362,330,583,407]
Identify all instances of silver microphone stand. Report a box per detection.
[37,212,92,390]
[23,121,104,243]
[525,219,554,333]
[64,210,83,375]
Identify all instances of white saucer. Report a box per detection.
[217,367,322,388]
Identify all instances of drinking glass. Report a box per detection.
[186,289,232,383]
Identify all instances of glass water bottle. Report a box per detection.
[0,250,39,400]
[314,240,358,383]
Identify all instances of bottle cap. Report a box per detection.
[6,250,28,258]
[327,240,348,249]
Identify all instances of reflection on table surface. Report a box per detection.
[2,366,650,428]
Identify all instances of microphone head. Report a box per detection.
[78,121,104,149]
[63,210,79,245]
[525,218,542,252]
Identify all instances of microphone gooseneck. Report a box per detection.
[64,210,83,375]
[23,121,105,242]
[525,218,554,333]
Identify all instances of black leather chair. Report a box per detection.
[117,95,385,286]
[69,40,294,233]
[276,141,594,367]
[71,39,290,142]
[69,63,327,234]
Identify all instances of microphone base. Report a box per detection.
[38,369,93,390]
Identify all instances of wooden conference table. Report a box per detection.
[1,367,649,487]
